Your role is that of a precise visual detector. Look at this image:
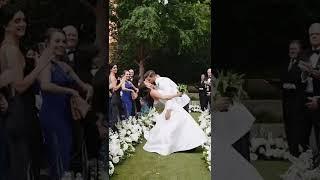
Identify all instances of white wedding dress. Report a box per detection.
[143,91,207,156]
[213,103,264,180]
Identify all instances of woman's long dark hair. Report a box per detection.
[139,82,154,107]
[0,3,26,43]
[109,63,118,79]
[0,3,25,97]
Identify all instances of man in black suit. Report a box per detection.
[62,25,97,169]
[63,25,94,84]
[298,23,320,168]
[129,69,141,115]
[281,40,306,157]
[198,74,207,111]
[205,68,212,109]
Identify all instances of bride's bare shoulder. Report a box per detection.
[0,44,22,67]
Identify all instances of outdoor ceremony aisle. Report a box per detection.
[110,113,211,180]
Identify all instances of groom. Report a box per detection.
[144,70,190,111]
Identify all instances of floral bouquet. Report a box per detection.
[213,70,248,103]
[178,84,188,93]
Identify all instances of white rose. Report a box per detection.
[265,149,272,157]
[109,142,121,157]
[207,153,211,162]
[109,161,115,175]
[122,143,129,151]
[250,153,258,161]
[118,149,124,157]
[130,133,139,142]
[125,137,132,143]
[258,147,266,154]
[112,156,120,164]
[205,127,211,135]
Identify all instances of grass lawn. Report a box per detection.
[110,112,211,180]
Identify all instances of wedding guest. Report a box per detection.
[121,70,139,118]
[198,74,207,111]
[38,28,93,179]
[129,69,134,82]
[109,63,125,129]
[205,68,212,108]
[281,40,305,157]
[63,25,97,167]
[0,5,51,179]
[299,23,320,167]
[62,25,93,84]
[85,62,107,160]
[129,68,141,114]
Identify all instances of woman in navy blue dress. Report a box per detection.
[38,28,93,179]
[121,70,138,118]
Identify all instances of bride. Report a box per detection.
[140,82,207,156]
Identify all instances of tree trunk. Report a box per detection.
[138,45,145,85]
[94,0,107,67]
[138,59,145,85]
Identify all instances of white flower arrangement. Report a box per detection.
[191,105,211,171]
[107,108,159,176]
[189,104,203,113]
[107,105,212,176]
[250,135,290,161]
[213,70,248,103]
[281,149,320,180]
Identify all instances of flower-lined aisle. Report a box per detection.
[108,109,159,175]
[197,108,211,171]
[100,105,211,179]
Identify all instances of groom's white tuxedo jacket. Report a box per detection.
[155,76,190,108]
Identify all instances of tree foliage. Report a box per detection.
[111,0,211,82]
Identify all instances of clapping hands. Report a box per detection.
[298,61,312,73]
[298,61,320,80]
